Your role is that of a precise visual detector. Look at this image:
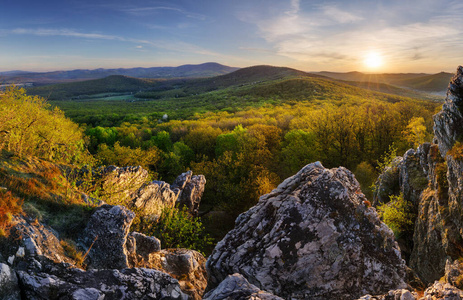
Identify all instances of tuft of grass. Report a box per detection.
[0,191,23,237]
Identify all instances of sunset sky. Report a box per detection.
[1,0,462,73]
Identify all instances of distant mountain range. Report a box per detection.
[0,62,239,85]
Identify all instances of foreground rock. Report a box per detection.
[80,204,135,269]
[0,263,20,300]
[1,216,74,266]
[207,162,407,299]
[203,273,283,300]
[17,257,188,299]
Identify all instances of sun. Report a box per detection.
[363,52,383,69]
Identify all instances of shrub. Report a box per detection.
[448,142,463,161]
[377,193,415,238]
[134,206,213,255]
[0,191,23,237]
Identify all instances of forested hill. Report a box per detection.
[26,64,433,102]
[0,62,238,85]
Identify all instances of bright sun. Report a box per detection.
[363,52,383,69]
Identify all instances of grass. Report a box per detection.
[0,151,96,239]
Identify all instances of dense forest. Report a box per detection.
[1,67,442,243]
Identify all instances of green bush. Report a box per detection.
[377,193,415,238]
[134,206,213,255]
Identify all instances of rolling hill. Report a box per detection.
[313,70,452,94]
[388,72,453,92]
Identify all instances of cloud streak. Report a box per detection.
[238,0,463,71]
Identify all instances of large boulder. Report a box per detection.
[207,162,407,300]
[434,66,463,157]
[203,273,283,300]
[80,205,135,269]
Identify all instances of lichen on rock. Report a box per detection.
[207,162,407,300]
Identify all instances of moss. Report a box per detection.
[435,162,449,200]
[448,142,463,161]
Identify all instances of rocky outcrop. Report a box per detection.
[130,171,206,217]
[433,66,463,157]
[148,249,208,300]
[0,263,20,300]
[98,165,150,202]
[203,273,283,300]
[172,171,206,216]
[17,257,188,300]
[127,231,161,267]
[356,289,417,300]
[80,204,135,269]
[1,216,74,266]
[420,259,463,299]
[373,156,403,205]
[207,162,407,300]
[373,67,463,285]
[131,180,180,217]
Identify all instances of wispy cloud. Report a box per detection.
[237,0,463,71]
[117,5,207,21]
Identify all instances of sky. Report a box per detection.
[1,0,463,73]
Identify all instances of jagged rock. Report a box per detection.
[434,66,463,157]
[131,181,180,217]
[17,258,188,300]
[0,216,74,266]
[356,289,417,300]
[126,231,161,267]
[80,204,135,269]
[148,249,207,300]
[207,162,407,300]
[422,282,463,300]
[0,263,21,300]
[203,273,283,300]
[400,148,429,206]
[172,171,206,216]
[445,259,463,290]
[373,156,403,205]
[130,171,206,217]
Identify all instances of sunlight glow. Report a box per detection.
[363,52,383,69]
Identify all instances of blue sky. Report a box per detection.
[1,0,462,73]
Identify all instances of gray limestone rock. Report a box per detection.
[434,66,463,157]
[80,204,135,269]
[148,249,208,300]
[203,273,283,300]
[17,261,188,300]
[131,180,180,217]
[130,171,206,218]
[207,162,407,300]
[172,171,206,216]
[0,263,20,300]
